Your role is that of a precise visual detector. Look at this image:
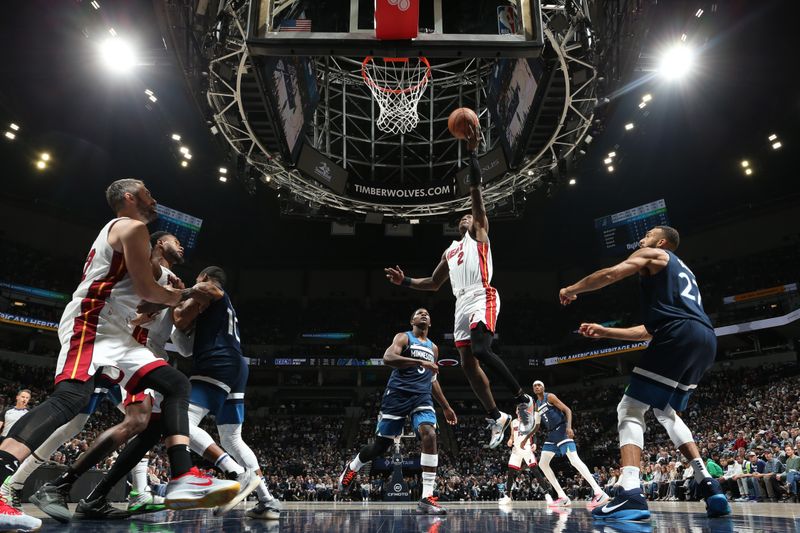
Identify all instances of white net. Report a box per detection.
[362,56,431,135]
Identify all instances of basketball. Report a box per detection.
[448,107,479,140]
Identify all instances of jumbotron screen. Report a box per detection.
[155,205,203,250]
[594,199,669,256]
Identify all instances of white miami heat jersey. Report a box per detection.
[511,419,531,451]
[59,218,140,335]
[444,230,493,297]
[132,265,175,359]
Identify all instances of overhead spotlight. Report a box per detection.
[639,102,647,109]
[604,157,612,164]
[40,152,50,161]
[584,134,593,144]
[409,219,420,225]
[568,178,577,185]
[179,146,189,154]
[180,160,188,168]
[659,44,695,80]
[148,95,157,103]
[99,37,137,74]
[744,168,753,176]
[35,161,46,170]
[772,141,782,150]
[642,94,652,103]
[4,131,15,140]
[9,123,19,131]
[183,153,192,160]
[527,170,534,176]
[607,165,615,173]
[265,175,272,182]
[171,133,181,141]
[768,133,777,141]
[608,151,616,158]
[219,176,228,183]
[740,160,749,168]
[91,0,100,9]
[625,123,634,131]
[108,28,117,37]
[219,167,228,174]
[695,8,703,17]
[680,33,687,42]
[144,89,154,96]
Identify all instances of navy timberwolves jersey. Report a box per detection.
[640,250,713,332]
[385,332,435,394]
[535,393,565,432]
[192,291,242,368]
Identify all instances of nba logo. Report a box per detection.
[497,6,518,35]
[375,0,419,39]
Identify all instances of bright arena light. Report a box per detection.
[4,131,15,140]
[40,152,51,161]
[625,123,634,131]
[603,157,612,165]
[772,141,782,150]
[99,37,137,74]
[568,178,577,185]
[740,160,749,168]
[36,161,46,170]
[659,45,695,80]
[180,160,188,168]
[171,133,182,141]
[745,168,753,176]
[768,134,777,141]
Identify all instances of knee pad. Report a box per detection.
[617,395,649,449]
[653,406,694,447]
[189,424,215,456]
[218,423,259,470]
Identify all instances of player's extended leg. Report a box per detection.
[469,324,534,434]
[74,418,164,520]
[564,448,608,509]
[538,451,570,505]
[530,464,555,503]
[31,396,153,522]
[499,464,519,505]
[592,394,651,521]
[654,405,730,517]
[339,436,394,493]
[1,413,90,510]
[416,423,445,515]
[458,346,511,449]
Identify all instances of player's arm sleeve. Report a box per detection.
[170,326,194,357]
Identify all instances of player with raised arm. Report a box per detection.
[524,381,609,510]
[561,226,730,521]
[337,308,457,515]
[384,122,533,449]
[0,179,238,532]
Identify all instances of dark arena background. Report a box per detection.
[0,1,799,532]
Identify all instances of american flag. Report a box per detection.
[278,19,312,32]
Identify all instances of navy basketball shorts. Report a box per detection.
[625,319,717,412]
[189,357,248,425]
[541,425,576,456]
[376,388,437,438]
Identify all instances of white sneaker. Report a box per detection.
[515,395,535,435]
[498,494,512,505]
[214,469,262,516]
[0,494,41,532]
[165,467,240,510]
[486,412,511,449]
[551,496,571,507]
[246,498,282,520]
[545,493,554,505]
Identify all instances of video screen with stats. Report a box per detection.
[594,199,670,256]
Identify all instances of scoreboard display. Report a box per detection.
[594,199,669,256]
[155,205,203,250]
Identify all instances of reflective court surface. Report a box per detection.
[23,501,800,533]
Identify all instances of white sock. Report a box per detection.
[349,455,365,472]
[690,458,711,483]
[215,453,245,475]
[256,477,274,501]
[539,455,568,499]
[619,466,641,491]
[566,450,604,495]
[10,455,45,488]
[133,458,149,492]
[422,472,436,498]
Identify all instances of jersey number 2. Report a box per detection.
[678,272,702,305]
[456,251,464,266]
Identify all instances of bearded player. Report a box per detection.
[385,123,533,449]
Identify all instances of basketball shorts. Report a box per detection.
[508,448,537,470]
[542,425,576,456]
[189,356,248,425]
[120,388,163,415]
[80,370,124,415]
[376,388,437,438]
[625,319,717,412]
[55,316,168,394]
[453,284,500,347]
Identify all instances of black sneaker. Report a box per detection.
[699,477,731,518]
[74,496,132,520]
[30,483,72,523]
[591,487,650,522]
[417,496,447,515]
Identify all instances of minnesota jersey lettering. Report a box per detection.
[535,393,565,432]
[386,332,435,394]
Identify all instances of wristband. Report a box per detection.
[468,151,482,187]
[401,276,412,287]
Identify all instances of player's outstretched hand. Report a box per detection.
[443,406,458,425]
[578,323,608,338]
[559,287,577,306]
[384,265,405,285]
[420,360,439,374]
[464,123,482,152]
